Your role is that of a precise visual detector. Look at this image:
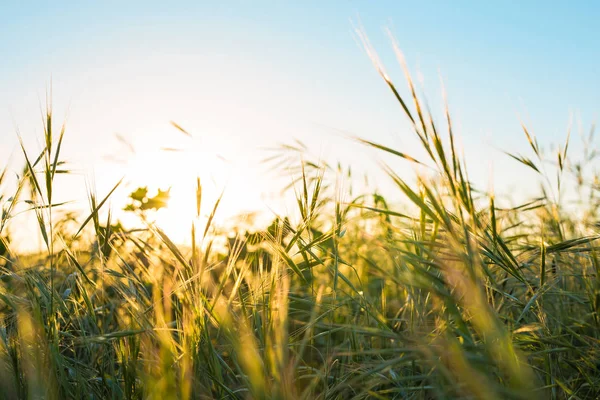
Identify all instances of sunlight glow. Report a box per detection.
[117,129,269,243]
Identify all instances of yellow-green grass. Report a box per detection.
[1,42,599,399]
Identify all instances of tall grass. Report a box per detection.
[1,40,600,399]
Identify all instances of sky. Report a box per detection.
[1,1,599,249]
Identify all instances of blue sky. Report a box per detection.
[1,1,599,246]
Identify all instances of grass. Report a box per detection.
[1,42,600,399]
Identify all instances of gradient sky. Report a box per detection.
[1,1,599,248]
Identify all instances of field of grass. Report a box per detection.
[1,45,600,399]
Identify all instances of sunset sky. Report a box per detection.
[1,1,599,248]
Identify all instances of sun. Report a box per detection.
[115,127,270,244]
